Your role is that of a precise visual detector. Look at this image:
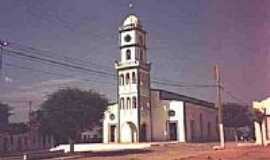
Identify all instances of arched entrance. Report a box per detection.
[121,122,138,143]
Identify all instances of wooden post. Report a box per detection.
[214,65,225,148]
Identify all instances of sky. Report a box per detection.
[0,0,269,122]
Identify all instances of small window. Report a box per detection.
[200,114,203,138]
[132,97,137,108]
[120,98,124,109]
[126,73,130,85]
[168,110,175,117]
[124,34,131,42]
[132,72,136,84]
[119,74,124,86]
[110,114,115,120]
[126,49,131,60]
[127,97,131,109]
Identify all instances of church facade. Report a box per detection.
[103,15,220,143]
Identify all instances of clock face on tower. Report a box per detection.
[124,34,131,42]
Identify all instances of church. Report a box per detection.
[103,14,220,143]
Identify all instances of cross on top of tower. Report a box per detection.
[128,1,135,14]
[129,2,134,9]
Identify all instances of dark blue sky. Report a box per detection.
[0,0,269,122]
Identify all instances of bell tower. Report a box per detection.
[115,15,152,143]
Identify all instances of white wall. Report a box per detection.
[168,101,186,142]
[0,132,54,154]
[253,98,270,145]
[103,103,118,143]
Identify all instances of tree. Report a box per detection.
[223,103,252,142]
[0,102,12,131]
[38,88,108,152]
[252,108,265,145]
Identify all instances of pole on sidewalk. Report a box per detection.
[214,65,225,149]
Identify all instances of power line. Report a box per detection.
[4,48,117,78]
[4,48,216,89]
[223,89,249,105]
[5,51,114,81]
[1,41,225,90]
[152,80,216,88]
[8,41,114,72]
[7,41,217,88]
[5,63,116,86]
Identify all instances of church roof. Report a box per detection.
[151,89,216,109]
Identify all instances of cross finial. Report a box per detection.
[128,2,134,14]
[129,2,134,9]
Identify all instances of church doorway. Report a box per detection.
[121,122,138,143]
[109,125,116,143]
[128,122,137,143]
[140,124,147,142]
[169,122,177,141]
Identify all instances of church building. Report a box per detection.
[103,14,219,143]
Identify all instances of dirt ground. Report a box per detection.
[77,143,270,160]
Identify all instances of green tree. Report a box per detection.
[38,88,108,152]
[223,103,252,142]
[0,102,12,130]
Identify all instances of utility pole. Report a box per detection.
[214,65,225,149]
[0,40,8,79]
[28,100,33,150]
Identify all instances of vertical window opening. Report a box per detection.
[200,114,203,138]
[120,74,124,86]
[127,97,131,109]
[120,98,124,109]
[132,97,137,108]
[126,73,130,85]
[132,72,136,84]
[126,49,131,60]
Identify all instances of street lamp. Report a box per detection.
[0,40,8,79]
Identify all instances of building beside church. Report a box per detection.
[253,97,270,146]
[103,14,221,143]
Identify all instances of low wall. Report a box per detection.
[50,143,151,153]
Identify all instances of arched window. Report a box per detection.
[200,114,203,138]
[127,97,131,109]
[126,49,131,60]
[119,74,124,86]
[132,72,136,84]
[126,73,130,85]
[120,98,124,109]
[132,97,137,108]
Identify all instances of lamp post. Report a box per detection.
[0,40,8,79]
